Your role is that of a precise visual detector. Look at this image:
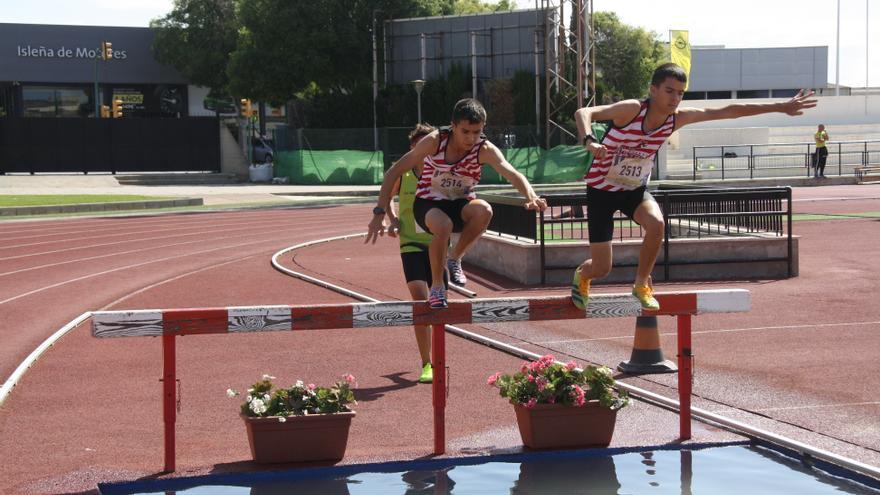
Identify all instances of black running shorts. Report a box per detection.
[586,186,655,243]
[400,249,448,287]
[413,197,469,234]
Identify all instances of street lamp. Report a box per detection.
[411,79,425,124]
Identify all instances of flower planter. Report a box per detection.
[242,411,355,464]
[512,400,616,449]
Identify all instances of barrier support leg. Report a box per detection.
[162,333,176,472]
[431,323,446,455]
[677,315,692,440]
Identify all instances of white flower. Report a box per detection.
[247,388,254,393]
[226,388,237,398]
[249,398,267,415]
[263,393,271,401]
[262,374,276,380]
[295,380,304,388]
[246,395,253,403]
[277,417,287,423]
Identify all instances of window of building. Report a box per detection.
[22,86,91,118]
[683,91,705,100]
[737,90,770,99]
[770,89,800,98]
[707,91,732,99]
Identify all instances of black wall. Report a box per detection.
[0,117,220,174]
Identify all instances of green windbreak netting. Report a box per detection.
[481,145,590,184]
[275,149,385,185]
[274,145,591,186]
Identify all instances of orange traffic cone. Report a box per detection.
[617,316,677,374]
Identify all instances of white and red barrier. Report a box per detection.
[91,289,750,472]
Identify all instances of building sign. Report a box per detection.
[17,44,128,59]
[113,90,145,113]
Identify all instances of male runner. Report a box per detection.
[367,98,547,309]
[383,123,442,383]
[572,63,817,310]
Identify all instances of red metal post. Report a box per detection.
[431,323,446,455]
[162,333,176,472]
[677,314,693,440]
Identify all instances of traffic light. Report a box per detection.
[240,98,252,118]
[102,41,113,60]
[100,105,110,118]
[111,99,123,118]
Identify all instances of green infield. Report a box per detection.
[0,195,165,207]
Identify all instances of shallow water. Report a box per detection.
[118,445,880,495]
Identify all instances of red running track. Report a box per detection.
[1,185,879,493]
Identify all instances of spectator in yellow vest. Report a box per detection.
[813,124,830,178]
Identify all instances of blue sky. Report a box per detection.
[4,0,877,87]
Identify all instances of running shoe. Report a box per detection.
[632,284,660,310]
[570,267,590,310]
[447,258,467,286]
[428,287,447,309]
[418,363,433,383]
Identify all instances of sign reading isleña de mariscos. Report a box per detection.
[17,45,128,59]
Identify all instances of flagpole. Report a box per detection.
[836,0,840,96]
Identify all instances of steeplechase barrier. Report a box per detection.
[91,289,750,472]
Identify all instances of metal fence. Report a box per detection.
[482,186,792,284]
[692,140,880,180]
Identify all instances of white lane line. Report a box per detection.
[0,235,299,306]
[719,401,880,413]
[0,220,343,277]
[0,208,289,239]
[0,208,357,242]
[537,320,880,344]
[0,211,356,250]
[0,215,349,261]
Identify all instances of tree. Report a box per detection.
[226,0,517,106]
[593,12,666,104]
[150,0,239,94]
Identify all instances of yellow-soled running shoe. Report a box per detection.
[632,284,660,310]
[570,267,591,310]
[418,363,433,383]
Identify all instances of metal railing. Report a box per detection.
[692,140,880,180]
[482,186,792,284]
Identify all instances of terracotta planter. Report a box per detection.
[512,400,616,449]
[242,411,355,464]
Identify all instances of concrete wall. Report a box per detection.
[465,234,797,285]
[679,95,880,129]
[220,122,248,180]
[688,46,827,92]
[666,95,880,158]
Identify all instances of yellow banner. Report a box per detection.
[670,30,691,90]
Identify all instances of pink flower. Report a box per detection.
[487,372,501,386]
[307,383,316,390]
[565,361,577,370]
[342,374,357,386]
[536,377,546,392]
[525,398,537,409]
[527,374,535,382]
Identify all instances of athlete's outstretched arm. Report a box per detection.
[676,90,817,129]
[481,142,547,212]
[366,132,438,244]
[574,100,641,159]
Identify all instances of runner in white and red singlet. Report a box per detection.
[367,98,547,309]
[571,63,817,311]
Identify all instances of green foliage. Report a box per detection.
[150,0,238,93]
[593,11,667,103]
[489,355,629,410]
[230,374,357,417]
[511,69,539,126]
